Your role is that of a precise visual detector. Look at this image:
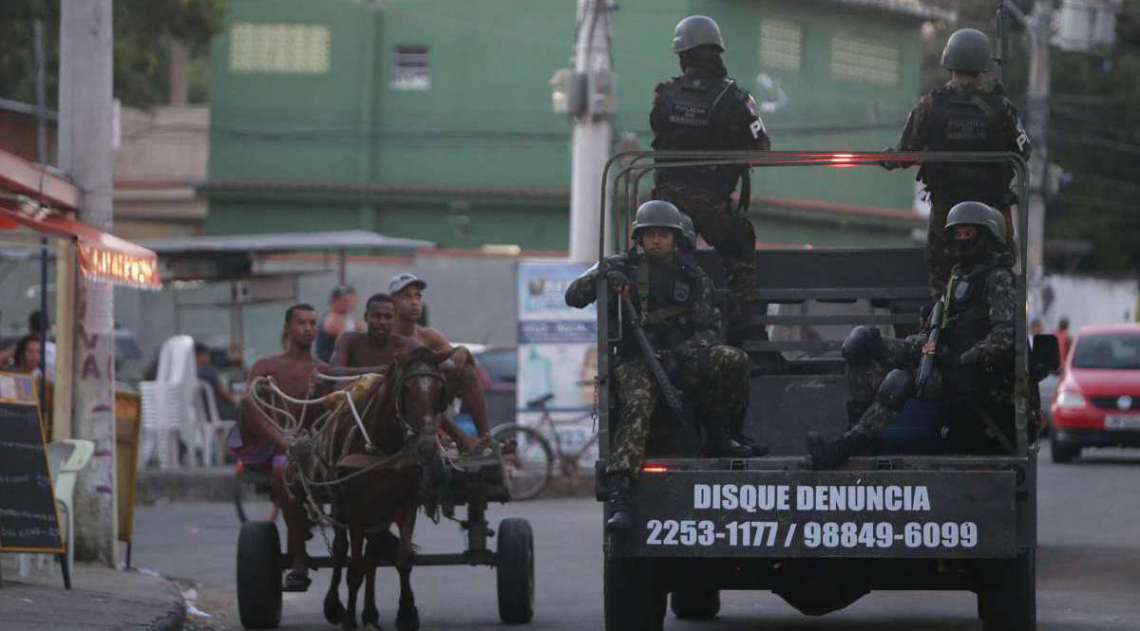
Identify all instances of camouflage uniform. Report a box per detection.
[566,252,750,477]
[650,66,771,323]
[843,252,1017,452]
[897,79,1030,300]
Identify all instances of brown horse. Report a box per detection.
[316,347,455,631]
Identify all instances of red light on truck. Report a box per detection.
[642,465,669,473]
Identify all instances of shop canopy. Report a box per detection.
[0,148,160,289]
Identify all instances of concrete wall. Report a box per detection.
[1038,274,1139,333]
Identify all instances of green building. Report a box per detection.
[206,0,951,250]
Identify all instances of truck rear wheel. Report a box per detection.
[981,550,1036,631]
[670,589,720,620]
[604,557,665,631]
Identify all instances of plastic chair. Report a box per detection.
[140,335,197,468]
[193,379,237,467]
[19,439,94,578]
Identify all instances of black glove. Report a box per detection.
[879,146,901,171]
[605,269,631,294]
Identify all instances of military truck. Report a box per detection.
[593,151,1057,631]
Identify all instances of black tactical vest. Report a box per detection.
[654,76,743,195]
[919,86,1011,201]
[615,255,698,357]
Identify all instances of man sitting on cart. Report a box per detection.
[234,303,326,592]
[807,202,1017,468]
[329,292,481,453]
[565,200,760,533]
[388,273,494,455]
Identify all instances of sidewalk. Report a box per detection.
[0,559,185,631]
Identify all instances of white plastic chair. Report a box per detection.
[140,335,197,469]
[19,439,94,578]
[193,379,237,467]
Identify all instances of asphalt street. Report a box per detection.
[133,449,1140,630]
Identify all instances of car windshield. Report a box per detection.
[1072,334,1140,370]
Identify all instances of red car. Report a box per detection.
[1050,324,1140,463]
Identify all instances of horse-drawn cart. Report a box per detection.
[236,447,534,629]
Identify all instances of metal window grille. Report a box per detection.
[759,19,803,72]
[229,23,330,74]
[830,34,899,87]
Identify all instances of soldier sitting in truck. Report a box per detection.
[807,202,1016,468]
[565,200,760,532]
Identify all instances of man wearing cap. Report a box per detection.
[886,28,1030,301]
[651,15,771,341]
[315,285,363,362]
[389,273,493,452]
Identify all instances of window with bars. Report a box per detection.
[391,45,431,91]
[229,22,330,74]
[759,19,804,72]
[830,34,900,87]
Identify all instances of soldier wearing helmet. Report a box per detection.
[650,15,771,342]
[886,28,1030,301]
[566,200,761,532]
[806,201,1017,468]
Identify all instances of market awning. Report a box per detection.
[137,230,435,254]
[0,206,161,289]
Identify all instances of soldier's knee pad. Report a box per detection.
[842,326,883,363]
[875,369,914,410]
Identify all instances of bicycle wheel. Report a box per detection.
[492,424,554,501]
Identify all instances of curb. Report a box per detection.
[141,570,187,631]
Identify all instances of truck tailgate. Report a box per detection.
[616,469,1017,559]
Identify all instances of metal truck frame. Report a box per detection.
[594,150,1050,631]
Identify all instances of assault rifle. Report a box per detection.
[619,293,695,432]
[916,300,945,397]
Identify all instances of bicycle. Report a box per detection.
[490,392,598,500]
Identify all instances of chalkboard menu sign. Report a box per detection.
[0,372,63,553]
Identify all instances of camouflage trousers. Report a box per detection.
[654,184,758,304]
[846,336,922,438]
[927,199,1014,301]
[608,345,750,477]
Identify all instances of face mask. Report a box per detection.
[953,233,988,264]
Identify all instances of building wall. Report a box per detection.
[207,0,931,248]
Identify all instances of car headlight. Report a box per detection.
[1056,389,1087,410]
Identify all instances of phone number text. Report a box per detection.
[644,519,978,550]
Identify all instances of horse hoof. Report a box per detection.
[362,608,381,630]
[395,605,419,631]
[324,597,345,624]
[341,619,358,631]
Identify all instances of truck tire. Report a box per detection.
[1050,432,1079,463]
[605,557,666,631]
[981,550,1036,631]
[236,521,283,629]
[670,589,720,620]
[496,518,535,624]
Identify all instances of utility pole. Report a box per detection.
[567,0,613,262]
[59,0,118,566]
[1025,0,1052,319]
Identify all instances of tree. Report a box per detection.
[0,0,224,109]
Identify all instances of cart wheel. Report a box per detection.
[492,424,554,501]
[670,589,720,620]
[605,556,665,631]
[981,550,1036,631]
[496,518,535,624]
[237,521,283,629]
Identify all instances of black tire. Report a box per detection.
[981,550,1036,631]
[237,521,283,629]
[496,518,535,624]
[605,557,666,631]
[492,424,554,500]
[670,589,720,620]
[1050,432,1079,463]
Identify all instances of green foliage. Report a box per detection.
[0,0,224,109]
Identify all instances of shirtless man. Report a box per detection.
[237,303,324,592]
[388,273,492,450]
[331,292,483,453]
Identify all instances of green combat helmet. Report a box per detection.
[945,201,1006,244]
[672,15,724,53]
[631,200,685,242]
[941,28,993,73]
[678,213,697,250]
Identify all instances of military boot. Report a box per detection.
[604,472,635,533]
[805,430,874,469]
[702,417,755,458]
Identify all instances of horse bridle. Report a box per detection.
[392,362,451,441]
